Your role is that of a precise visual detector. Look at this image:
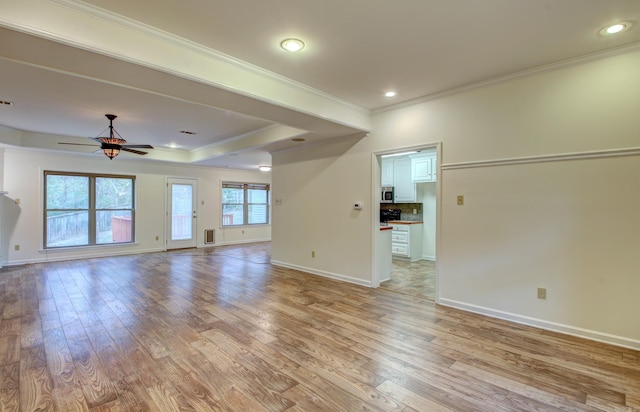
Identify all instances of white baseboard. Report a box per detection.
[271,260,373,288]
[421,255,436,261]
[6,247,165,266]
[439,298,640,351]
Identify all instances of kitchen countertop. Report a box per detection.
[386,220,423,225]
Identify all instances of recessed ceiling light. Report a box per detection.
[600,22,632,36]
[258,165,272,172]
[384,91,397,98]
[281,38,305,52]
[167,143,180,148]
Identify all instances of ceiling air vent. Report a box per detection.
[0,100,14,106]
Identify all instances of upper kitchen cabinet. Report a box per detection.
[381,157,394,187]
[392,156,416,202]
[410,152,437,182]
[380,155,417,202]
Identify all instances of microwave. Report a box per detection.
[381,186,394,203]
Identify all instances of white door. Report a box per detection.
[166,178,197,249]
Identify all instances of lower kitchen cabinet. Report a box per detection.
[390,223,423,261]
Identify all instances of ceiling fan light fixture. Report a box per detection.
[99,137,127,145]
[103,146,121,160]
[281,38,305,52]
[59,114,153,158]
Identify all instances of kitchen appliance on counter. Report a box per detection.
[380,208,401,223]
[381,186,394,203]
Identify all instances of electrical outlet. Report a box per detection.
[155,236,159,241]
[457,195,464,206]
[537,288,547,299]
[311,251,315,258]
[15,198,20,205]
[14,244,20,251]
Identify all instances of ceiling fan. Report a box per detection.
[59,114,154,159]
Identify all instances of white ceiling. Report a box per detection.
[1,0,639,169]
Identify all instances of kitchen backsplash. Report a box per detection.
[381,203,423,221]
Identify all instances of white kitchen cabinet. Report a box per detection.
[381,157,394,187]
[390,223,423,261]
[410,152,436,182]
[392,156,416,202]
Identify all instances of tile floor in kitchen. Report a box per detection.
[379,258,436,301]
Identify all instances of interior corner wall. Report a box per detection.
[270,48,640,348]
[2,148,271,265]
[369,48,640,348]
[271,135,373,286]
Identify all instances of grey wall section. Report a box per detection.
[273,47,640,349]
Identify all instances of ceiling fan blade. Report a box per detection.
[122,147,149,155]
[58,142,99,147]
[122,144,154,149]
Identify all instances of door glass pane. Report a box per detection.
[171,184,193,240]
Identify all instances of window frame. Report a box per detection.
[221,181,270,227]
[43,171,136,249]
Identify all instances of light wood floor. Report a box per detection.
[1,242,638,411]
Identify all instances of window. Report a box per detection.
[221,182,270,226]
[44,171,136,248]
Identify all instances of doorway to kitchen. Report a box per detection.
[374,143,439,301]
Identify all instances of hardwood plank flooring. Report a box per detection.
[1,242,638,411]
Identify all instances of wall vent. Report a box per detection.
[204,229,215,244]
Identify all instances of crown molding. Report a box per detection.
[374,41,640,115]
[0,0,370,133]
[48,0,369,116]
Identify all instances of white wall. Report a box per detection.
[271,135,372,286]
[416,182,436,260]
[271,48,640,349]
[1,148,271,265]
